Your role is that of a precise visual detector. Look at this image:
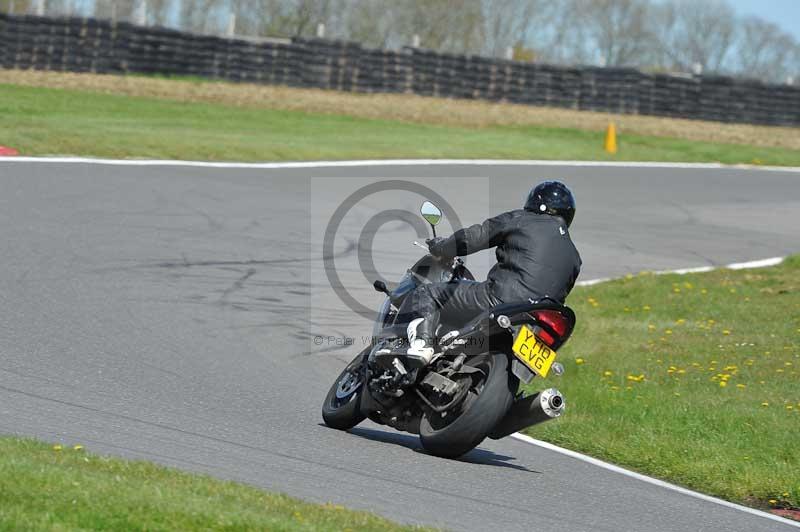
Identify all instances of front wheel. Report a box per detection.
[322,351,368,430]
[419,352,516,458]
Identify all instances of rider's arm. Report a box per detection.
[433,210,516,257]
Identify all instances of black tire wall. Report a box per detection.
[2,13,799,127]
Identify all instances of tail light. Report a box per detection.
[529,310,570,347]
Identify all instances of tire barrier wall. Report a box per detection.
[2,14,798,127]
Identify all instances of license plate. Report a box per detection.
[512,325,557,378]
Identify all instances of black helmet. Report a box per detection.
[524,181,576,227]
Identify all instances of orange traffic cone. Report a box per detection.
[604,123,617,154]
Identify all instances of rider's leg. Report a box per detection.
[404,281,501,366]
[402,283,445,366]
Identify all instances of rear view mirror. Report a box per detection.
[420,201,442,227]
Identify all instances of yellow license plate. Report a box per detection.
[512,325,557,377]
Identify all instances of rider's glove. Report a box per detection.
[426,237,448,258]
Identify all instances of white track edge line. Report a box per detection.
[509,433,800,528]
[1,156,800,172]
[575,256,785,286]
[530,253,798,527]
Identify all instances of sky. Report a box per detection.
[729,0,800,40]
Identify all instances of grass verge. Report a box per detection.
[2,81,800,165]
[3,70,799,151]
[526,255,800,513]
[0,437,430,531]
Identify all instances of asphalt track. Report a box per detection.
[1,160,799,531]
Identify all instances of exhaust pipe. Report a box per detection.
[488,388,565,440]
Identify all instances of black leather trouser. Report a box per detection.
[398,280,502,342]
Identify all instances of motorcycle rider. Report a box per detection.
[400,181,582,367]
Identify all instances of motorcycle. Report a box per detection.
[321,201,576,458]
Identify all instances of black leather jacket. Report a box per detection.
[431,209,582,303]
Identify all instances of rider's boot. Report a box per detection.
[404,317,435,368]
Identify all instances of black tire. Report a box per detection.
[419,352,516,458]
[321,351,368,430]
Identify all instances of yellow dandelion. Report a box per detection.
[673,287,681,293]
[52,444,62,451]
[787,405,794,410]
[722,330,731,335]
[676,319,686,325]
[665,329,673,335]
[719,381,727,387]
[729,288,737,294]
[736,384,746,389]
[575,357,585,365]
[761,402,770,407]
[73,444,84,451]
[603,370,613,377]
[784,492,790,497]
[701,288,708,294]
[677,369,686,374]
[708,319,716,324]
[610,386,620,391]
[769,499,778,505]
[684,282,693,289]
[785,362,793,366]
[648,324,656,331]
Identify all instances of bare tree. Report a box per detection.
[248,0,337,38]
[94,0,137,21]
[527,0,590,65]
[480,0,555,58]
[735,16,797,82]
[575,0,652,66]
[0,0,33,14]
[339,0,397,47]
[651,0,736,73]
[385,0,484,53]
[180,0,227,33]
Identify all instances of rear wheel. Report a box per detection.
[419,352,517,458]
[322,351,367,430]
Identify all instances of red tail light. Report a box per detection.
[530,310,570,347]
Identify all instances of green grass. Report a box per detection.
[0,437,431,531]
[2,83,800,165]
[526,255,800,511]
